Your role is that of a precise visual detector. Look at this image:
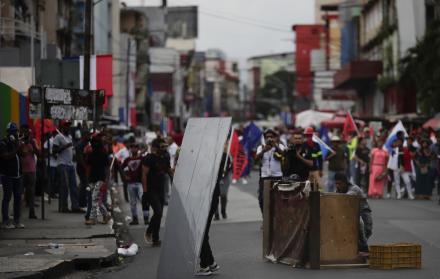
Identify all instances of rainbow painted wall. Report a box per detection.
[0,82,28,138]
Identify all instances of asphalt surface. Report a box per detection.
[75,172,440,279]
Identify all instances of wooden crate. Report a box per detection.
[369,243,421,270]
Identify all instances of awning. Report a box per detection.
[334,60,382,89]
[322,89,357,100]
[423,115,440,130]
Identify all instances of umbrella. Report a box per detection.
[423,115,440,130]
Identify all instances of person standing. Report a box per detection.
[214,143,233,220]
[283,130,313,181]
[325,135,348,192]
[430,133,440,204]
[44,131,59,198]
[414,139,435,200]
[304,127,323,190]
[0,122,24,229]
[165,135,179,205]
[76,130,90,208]
[122,143,149,225]
[143,138,172,246]
[353,138,371,192]
[255,129,285,214]
[18,124,38,219]
[53,121,81,213]
[368,139,389,198]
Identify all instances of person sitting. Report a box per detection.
[335,172,372,256]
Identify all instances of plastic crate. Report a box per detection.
[369,243,421,270]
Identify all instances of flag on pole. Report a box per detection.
[230,130,248,180]
[342,111,359,141]
[313,134,335,160]
[384,121,408,152]
[240,122,263,177]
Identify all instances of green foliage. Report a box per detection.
[400,20,440,115]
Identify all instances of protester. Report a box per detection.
[122,143,149,225]
[283,130,313,181]
[44,131,59,198]
[18,124,38,219]
[0,122,24,229]
[368,138,389,198]
[196,148,227,276]
[430,133,440,204]
[143,138,172,246]
[53,121,81,213]
[353,138,371,192]
[84,133,111,225]
[215,142,232,220]
[335,172,372,256]
[76,130,91,208]
[326,135,348,192]
[414,139,435,199]
[304,127,323,190]
[255,129,285,214]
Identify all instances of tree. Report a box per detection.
[255,70,295,117]
[400,20,440,115]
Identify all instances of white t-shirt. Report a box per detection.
[168,142,179,168]
[387,147,399,171]
[44,138,58,167]
[53,133,73,166]
[257,143,285,178]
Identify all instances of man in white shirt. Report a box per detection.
[53,121,81,213]
[255,129,285,214]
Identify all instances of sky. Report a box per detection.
[123,0,315,63]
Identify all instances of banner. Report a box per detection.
[230,130,248,180]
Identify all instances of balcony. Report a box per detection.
[334,60,382,89]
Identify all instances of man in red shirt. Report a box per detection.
[122,143,149,225]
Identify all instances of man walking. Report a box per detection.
[143,138,172,246]
[53,121,81,213]
[0,122,24,228]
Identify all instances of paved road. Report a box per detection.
[78,172,440,279]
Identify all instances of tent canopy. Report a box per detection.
[295,110,334,128]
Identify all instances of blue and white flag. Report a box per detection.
[313,134,335,160]
[384,121,408,153]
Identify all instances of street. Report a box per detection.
[72,173,440,279]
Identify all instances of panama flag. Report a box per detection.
[384,121,408,153]
[313,134,335,160]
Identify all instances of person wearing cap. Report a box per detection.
[53,121,81,213]
[0,122,25,229]
[255,128,285,214]
[142,138,172,246]
[325,135,349,192]
[303,127,323,190]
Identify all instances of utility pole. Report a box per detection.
[126,38,130,126]
[84,0,93,123]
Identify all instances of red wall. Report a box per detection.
[293,25,324,97]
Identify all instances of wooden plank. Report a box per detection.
[320,193,360,264]
[308,190,320,269]
[262,179,272,259]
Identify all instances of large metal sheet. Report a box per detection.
[157,117,231,279]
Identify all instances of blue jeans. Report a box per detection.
[48,166,58,195]
[57,165,79,211]
[128,183,146,218]
[326,170,337,193]
[1,176,23,223]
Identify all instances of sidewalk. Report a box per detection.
[0,190,118,278]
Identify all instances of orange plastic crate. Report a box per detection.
[369,243,421,270]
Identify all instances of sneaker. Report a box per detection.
[221,212,227,219]
[209,262,220,272]
[14,222,25,229]
[2,222,15,229]
[386,193,391,199]
[85,219,96,225]
[214,214,220,221]
[241,178,248,185]
[144,231,153,244]
[196,267,212,276]
[130,218,139,226]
